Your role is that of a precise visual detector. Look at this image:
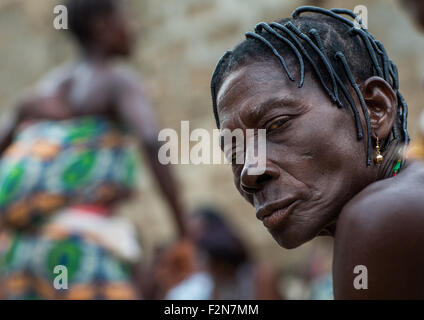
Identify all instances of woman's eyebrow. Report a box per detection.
[244,96,299,123]
[218,96,301,149]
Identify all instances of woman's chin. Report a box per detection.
[269,225,316,249]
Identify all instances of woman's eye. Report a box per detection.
[230,148,244,165]
[267,117,289,133]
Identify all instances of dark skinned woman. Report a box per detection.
[211,6,424,299]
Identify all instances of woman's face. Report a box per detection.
[91,5,136,57]
[108,6,135,56]
[216,61,374,249]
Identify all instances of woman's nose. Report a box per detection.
[240,160,280,194]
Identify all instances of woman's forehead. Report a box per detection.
[216,62,319,124]
[217,62,297,112]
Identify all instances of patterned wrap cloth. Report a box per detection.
[0,116,142,299]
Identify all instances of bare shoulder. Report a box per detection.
[333,161,424,299]
[338,161,424,232]
[35,63,74,95]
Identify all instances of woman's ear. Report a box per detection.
[362,76,397,139]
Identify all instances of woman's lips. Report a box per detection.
[256,199,298,229]
[262,206,291,229]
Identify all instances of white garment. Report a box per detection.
[47,207,142,263]
[166,272,214,300]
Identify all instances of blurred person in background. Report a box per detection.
[149,207,281,300]
[0,0,186,299]
[400,0,424,161]
[307,241,333,300]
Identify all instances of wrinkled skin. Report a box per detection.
[217,62,376,249]
[216,60,424,298]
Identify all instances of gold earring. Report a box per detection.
[375,137,383,164]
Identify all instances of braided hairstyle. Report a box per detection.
[64,0,120,45]
[211,6,409,167]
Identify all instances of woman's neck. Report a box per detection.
[323,139,408,239]
[377,140,405,180]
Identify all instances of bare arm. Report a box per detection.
[0,87,73,156]
[0,94,43,156]
[0,108,20,155]
[114,74,187,236]
[0,89,34,155]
